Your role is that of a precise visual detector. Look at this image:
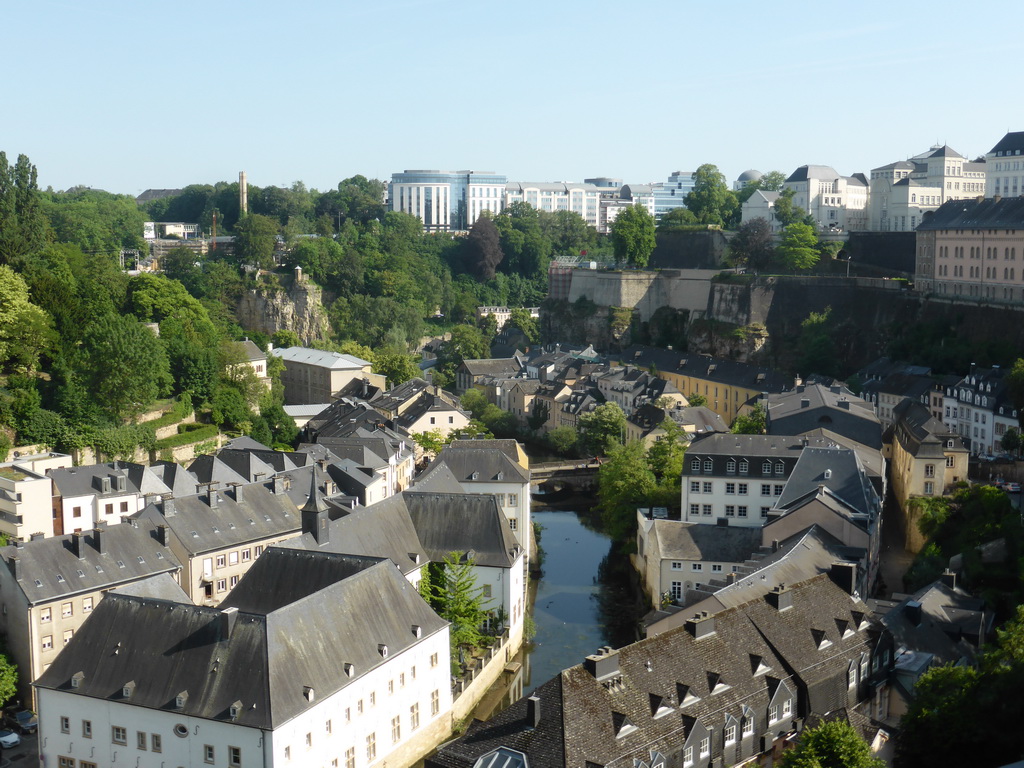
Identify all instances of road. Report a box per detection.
[1,731,36,768]
[877,491,914,599]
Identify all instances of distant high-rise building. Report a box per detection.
[388,170,506,231]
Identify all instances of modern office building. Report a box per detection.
[985,131,1024,197]
[389,170,507,231]
[504,181,604,229]
[653,170,697,219]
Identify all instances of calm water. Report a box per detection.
[525,509,642,692]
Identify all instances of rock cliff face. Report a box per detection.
[235,273,329,343]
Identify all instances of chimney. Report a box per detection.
[526,695,541,727]
[208,487,219,508]
[7,555,20,581]
[766,584,793,611]
[239,171,248,214]
[272,476,285,495]
[156,524,169,547]
[584,646,621,681]
[93,522,107,554]
[800,398,810,409]
[30,532,45,542]
[220,606,239,639]
[829,562,857,595]
[905,600,923,626]
[940,569,957,590]
[837,399,850,410]
[71,531,85,560]
[684,611,716,640]
[229,483,244,504]
[162,497,175,517]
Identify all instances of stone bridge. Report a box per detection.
[530,460,601,494]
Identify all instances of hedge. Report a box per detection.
[154,424,219,450]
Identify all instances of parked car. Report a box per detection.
[2,706,37,734]
[0,728,20,748]
[1006,482,1021,494]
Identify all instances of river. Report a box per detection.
[471,507,645,719]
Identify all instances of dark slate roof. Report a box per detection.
[135,481,301,556]
[928,145,964,159]
[185,455,250,488]
[406,493,521,568]
[917,196,1024,231]
[871,160,916,172]
[765,385,881,449]
[460,357,526,378]
[49,463,137,499]
[683,433,808,478]
[650,522,762,563]
[35,552,446,730]
[146,461,201,498]
[620,345,790,394]
[786,165,840,183]
[410,462,466,494]
[306,398,390,439]
[111,572,191,602]
[775,447,876,517]
[0,519,181,605]
[432,574,874,768]
[888,400,964,459]
[428,445,530,484]
[989,131,1024,155]
[280,493,428,575]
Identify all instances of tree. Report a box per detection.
[374,348,420,386]
[0,265,54,373]
[546,425,577,455]
[435,324,490,387]
[648,418,686,481]
[233,213,279,270]
[1001,426,1021,455]
[0,651,17,705]
[731,404,766,434]
[79,314,171,422]
[773,188,811,228]
[508,307,540,343]
[610,204,656,268]
[684,164,738,227]
[577,402,627,456]
[688,392,707,407]
[412,429,446,457]
[0,152,48,265]
[463,215,504,281]
[420,551,491,668]
[657,207,698,232]
[777,223,820,271]
[729,218,775,272]
[597,440,657,541]
[527,400,550,433]
[781,719,884,768]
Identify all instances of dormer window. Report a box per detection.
[229,701,242,719]
[71,671,84,689]
[122,681,135,699]
[378,644,388,658]
[175,691,188,709]
[726,459,736,474]
[303,686,315,702]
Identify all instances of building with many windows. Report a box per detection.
[914,196,1024,304]
[389,170,507,231]
[654,170,698,219]
[868,145,986,232]
[985,131,1024,197]
[35,548,453,768]
[782,165,869,231]
[939,364,1018,457]
[504,181,604,229]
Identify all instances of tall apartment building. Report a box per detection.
[914,196,1024,304]
[869,145,986,232]
[985,131,1024,197]
[389,170,507,231]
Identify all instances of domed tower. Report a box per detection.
[734,169,763,190]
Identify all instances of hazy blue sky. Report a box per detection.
[7,0,1023,195]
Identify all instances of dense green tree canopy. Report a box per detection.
[777,223,820,271]
[577,402,628,456]
[0,152,48,265]
[610,204,656,267]
[729,217,775,272]
[232,213,279,270]
[684,164,738,227]
[0,265,54,374]
[781,719,884,768]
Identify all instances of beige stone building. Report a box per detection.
[0,518,183,704]
[134,479,302,605]
[885,400,969,552]
[271,345,385,404]
[915,196,1024,304]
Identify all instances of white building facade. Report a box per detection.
[389,170,508,231]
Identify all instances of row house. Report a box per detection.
[429,575,887,768]
[134,477,303,606]
[940,363,1018,456]
[0,518,183,704]
[594,365,686,412]
[625,403,728,447]
[36,548,453,768]
[271,345,385,406]
[454,354,525,395]
[782,165,869,232]
[887,399,970,551]
[620,346,789,426]
[915,196,1024,305]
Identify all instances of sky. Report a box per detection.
[7,0,1024,196]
